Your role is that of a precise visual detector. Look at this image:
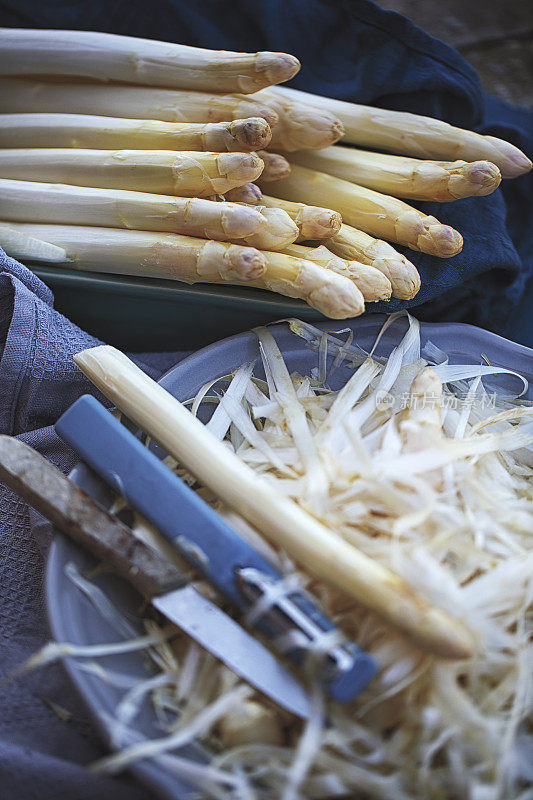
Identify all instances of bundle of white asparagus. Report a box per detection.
[0,29,531,317]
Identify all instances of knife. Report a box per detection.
[55,395,377,702]
[0,434,311,719]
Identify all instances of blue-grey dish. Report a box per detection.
[46,315,533,800]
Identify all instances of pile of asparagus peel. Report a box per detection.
[0,29,531,318]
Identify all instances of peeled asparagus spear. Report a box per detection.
[288,145,502,202]
[73,343,475,660]
[225,183,263,204]
[0,179,275,242]
[0,78,281,128]
[256,150,291,181]
[0,223,266,283]
[0,29,300,94]
[254,89,344,151]
[283,243,392,301]
[261,164,463,257]
[273,86,532,179]
[326,224,421,300]
[261,195,342,241]
[0,113,272,153]
[0,224,69,263]
[236,250,365,318]
[0,149,264,197]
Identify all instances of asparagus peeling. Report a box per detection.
[0,29,300,94]
[273,85,533,178]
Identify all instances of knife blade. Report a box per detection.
[0,434,311,719]
[56,395,377,702]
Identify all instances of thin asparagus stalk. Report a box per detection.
[0,223,266,283]
[288,145,502,201]
[283,243,392,301]
[0,224,69,263]
[73,343,475,660]
[235,207,299,251]
[0,149,264,197]
[236,250,364,318]
[261,195,342,241]
[0,113,272,153]
[0,78,280,128]
[261,164,463,257]
[327,224,421,300]
[0,29,300,94]
[273,86,533,179]
[254,89,344,151]
[0,179,271,241]
[256,151,291,182]
[225,183,263,204]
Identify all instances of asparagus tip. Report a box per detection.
[418,217,463,258]
[484,135,533,179]
[253,52,301,89]
[231,118,272,151]
[460,160,501,196]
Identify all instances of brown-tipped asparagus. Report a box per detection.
[283,243,392,301]
[262,164,463,258]
[288,145,502,202]
[0,78,280,129]
[256,150,291,182]
[253,89,344,151]
[261,195,342,241]
[0,149,264,197]
[0,113,272,153]
[327,224,421,300]
[273,86,532,179]
[0,222,267,283]
[225,183,263,204]
[0,29,300,94]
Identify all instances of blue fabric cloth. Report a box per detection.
[0,2,532,799]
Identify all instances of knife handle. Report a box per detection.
[0,435,185,599]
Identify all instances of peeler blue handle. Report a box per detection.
[56,394,378,701]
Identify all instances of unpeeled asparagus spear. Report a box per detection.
[256,150,291,181]
[234,207,298,251]
[235,250,365,318]
[0,149,264,197]
[261,195,342,241]
[261,164,463,257]
[0,113,272,153]
[0,178,272,241]
[283,243,392,301]
[326,224,421,300]
[288,145,502,202]
[253,89,344,151]
[0,29,300,94]
[0,223,266,283]
[0,224,69,263]
[73,343,475,660]
[225,183,263,204]
[272,86,533,179]
[0,78,280,128]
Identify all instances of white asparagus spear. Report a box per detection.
[0,29,300,94]
[260,164,463,257]
[0,223,266,283]
[253,89,344,151]
[327,224,421,300]
[400,368,444,453]
[256,150,291,182]
[235,207,298,251]
[283,243,392,301]
[0,178,270,241]
[0,78,281,128]
[0,149,264,197]
[238,250,365,318]
[287,145,502,201]
[0,224,69,263]
[224,183,263,204]
[261,195,342,241]
[73,343,475,660]
[0,113,272,153]
[272,86,533,179]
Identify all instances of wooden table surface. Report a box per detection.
[374,0,533,109]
